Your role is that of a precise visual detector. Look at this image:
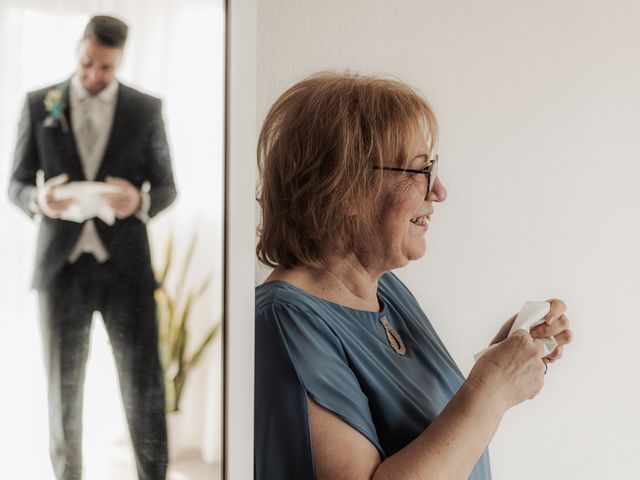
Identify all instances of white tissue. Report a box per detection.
[52,181,122,225]
[474,301,557,362]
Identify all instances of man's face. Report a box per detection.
[76,38,123,95]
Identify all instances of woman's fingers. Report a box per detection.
[539,321,573,364]
[472,329,547,408]
[532,314,571,341]
[531,302,573,365]
[557,328,574,344]
[544,298,567,324]
[544,345,564,363]
[490,314,517,345]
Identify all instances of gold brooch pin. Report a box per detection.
[379,315,406,356]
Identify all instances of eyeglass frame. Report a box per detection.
[372,154,439,196]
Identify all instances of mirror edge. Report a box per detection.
[223,0,257,478]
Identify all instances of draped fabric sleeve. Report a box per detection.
[255,302,383,480]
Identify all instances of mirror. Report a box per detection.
[0,2,225,479]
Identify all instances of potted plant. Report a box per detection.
[155,231,221,414]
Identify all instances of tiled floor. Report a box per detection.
[107,451,220,480]
[167,453,221,480]
[101,440,220,480]
[13,444,220,479]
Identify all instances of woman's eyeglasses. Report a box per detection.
[373,154,439,196]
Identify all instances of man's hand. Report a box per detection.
[102,176,142,219]
[37,173,72,218]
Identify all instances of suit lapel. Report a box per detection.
[58,79,86,181]
[95,84,132,181]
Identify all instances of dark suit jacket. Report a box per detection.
[8,79,177,290]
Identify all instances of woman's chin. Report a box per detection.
[386,244,426,270]
[408,241,427,262]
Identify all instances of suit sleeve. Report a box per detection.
[144,99,177,218]
[8,96,39,218]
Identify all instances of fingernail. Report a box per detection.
[545,314,556,325]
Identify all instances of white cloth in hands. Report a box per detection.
[53,181,122,225]
[474,301,558,361]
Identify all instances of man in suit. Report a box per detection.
[8,15,175,480]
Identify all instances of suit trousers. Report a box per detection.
[38,254,167,480]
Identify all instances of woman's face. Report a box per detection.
[373,135,447,270]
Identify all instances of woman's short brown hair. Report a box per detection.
[256,72,438,268]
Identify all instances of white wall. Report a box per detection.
[256,1,640,478]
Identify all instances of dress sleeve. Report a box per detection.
[255,302,382,480]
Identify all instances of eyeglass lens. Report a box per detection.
[428,157,437,194]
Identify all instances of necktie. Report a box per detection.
[78,98,101,180]
[80,103,97,155]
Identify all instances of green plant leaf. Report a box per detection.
[185,322,220,370]
[193,274,213,300]
[157,232,174,286]
[154,227,219,416]
[168,296,180,363]
[176,295,193,371]
[174,230,198,307]
[165,378,177,413]
[173,368,187,412]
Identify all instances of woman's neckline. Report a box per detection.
[262,279,389,316]
[265,262,384,312]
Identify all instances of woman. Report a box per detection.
[255,72,573,480]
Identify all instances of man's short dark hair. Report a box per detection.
[83,15,128,48]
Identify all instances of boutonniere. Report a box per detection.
[43,88,69,133]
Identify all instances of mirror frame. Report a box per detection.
[223,0,256,478]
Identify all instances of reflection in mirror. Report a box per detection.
[0,2,224,479]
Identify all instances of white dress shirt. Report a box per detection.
[67,75,118,263]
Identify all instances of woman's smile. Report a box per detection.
[409,213,432,228]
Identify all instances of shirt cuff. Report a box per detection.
[134,190,151,223]
[28,187,42,217]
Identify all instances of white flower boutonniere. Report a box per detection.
[43,88,69,133]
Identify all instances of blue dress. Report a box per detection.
[255,272,491,479]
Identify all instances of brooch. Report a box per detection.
[43,88,69,133]
[379,315,406,356]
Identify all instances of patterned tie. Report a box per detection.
[78,97,101,180]
[80,104,97,155]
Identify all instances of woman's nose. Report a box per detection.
[427,176,447,202]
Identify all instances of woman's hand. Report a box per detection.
[490,298,573,363]
[469,330,547,410]
[530,299,573,363]
[489,314,516,346]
